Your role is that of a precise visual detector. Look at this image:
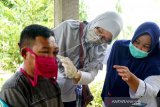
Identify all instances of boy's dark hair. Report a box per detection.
[18,24,54,50]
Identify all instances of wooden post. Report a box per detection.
[54,0,79,27]
[54,0,62,27]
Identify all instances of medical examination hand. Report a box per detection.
[57,55,78,79]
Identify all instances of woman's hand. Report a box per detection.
[113,65,132,82]
[113,65,140,93]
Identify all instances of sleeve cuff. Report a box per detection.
[76,70,97,85]
[129,79,146,98]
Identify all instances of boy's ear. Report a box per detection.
[21,48,27,59]
[18,43,20,48]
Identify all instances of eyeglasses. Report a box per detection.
[95,27,104,35]
[95,27,113,44]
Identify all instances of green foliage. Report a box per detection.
[0,0,88,73]
[0,0,54,73]
[87,80,104,107]
[79,0,88,21]
[0,78,5,89]
[114,0,122,13]
[113,0,133,40]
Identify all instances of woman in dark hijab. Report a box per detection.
[101,22,160,107]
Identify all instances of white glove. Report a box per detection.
[57,55,78,78]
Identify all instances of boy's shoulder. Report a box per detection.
[1,71,23,90]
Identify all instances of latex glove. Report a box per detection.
[57,55,77,78]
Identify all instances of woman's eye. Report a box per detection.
[96,27,103,34]
[144,45,150,49]
[98,29,103,34]
[134,40,139,44]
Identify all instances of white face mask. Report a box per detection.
[86,29,106,45]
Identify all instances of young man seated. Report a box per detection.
[0,24,63,107]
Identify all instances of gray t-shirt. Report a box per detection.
[0,71,63,107]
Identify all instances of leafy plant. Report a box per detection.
[0,0,54,73]
[87,80,104,107]
[79,0,88,21]
[0,0,88,73]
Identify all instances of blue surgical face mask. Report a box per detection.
[129,42,149,58]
